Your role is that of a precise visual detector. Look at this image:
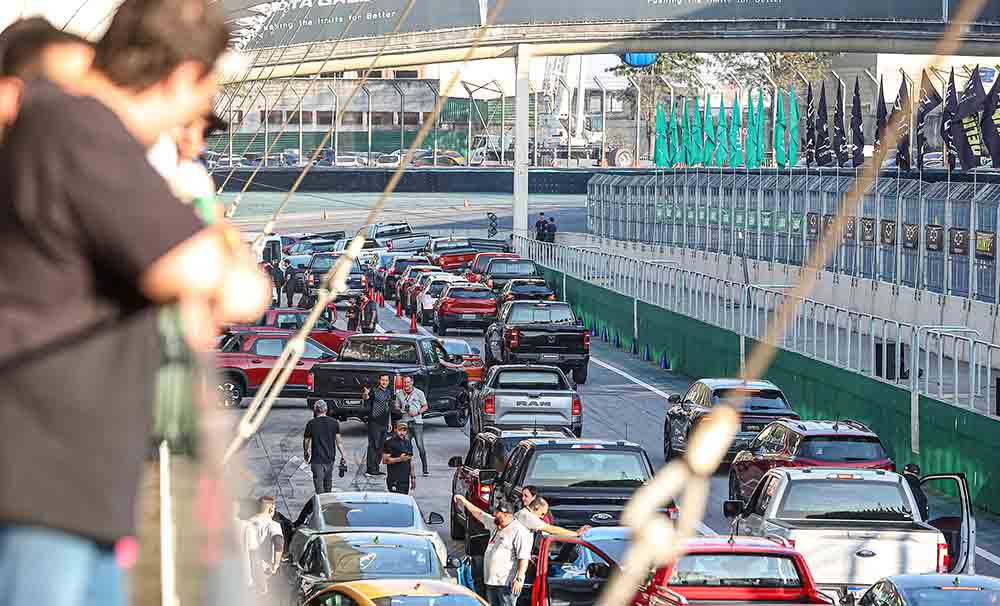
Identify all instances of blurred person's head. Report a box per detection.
[528,497,549,518]
[521,485,539,508]
[174,110,225,162]
[91,0,230,142]
[402,375,414,393]
[377,374,390,389]
[313,400,328,417]
[0,17,94,127]
[394,420,408,439]
[257,496,276,516]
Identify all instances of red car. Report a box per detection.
[432,284,497,335]
[463,252,519,283]
[729,418,895,502]
[216,328,337,407]
[382,255,429,299]
[630,536,831,605]
[395,265,438,307]
[237,307,353,352]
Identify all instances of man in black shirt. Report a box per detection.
[362,374,393,476]
[303,401,346,494]
[359,293,378,333]
[534,212,546,240]
[383,421,416,494]
[545,216,557,243]
[0,3,271,605]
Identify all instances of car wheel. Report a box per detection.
[450,503,466,540]
[729,471,742,502]
[572,365,589,385]
[663,420,675,461]
[219,375,245,408]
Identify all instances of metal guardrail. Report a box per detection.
[514,235,1000,419]
[587,171,1000,303]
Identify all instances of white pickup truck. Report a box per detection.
[724,467,975,604]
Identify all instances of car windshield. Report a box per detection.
[668,553,802,587]
[320,502,415,528]
[511,283,551,295]
[798,436,888,462]
[711,388,791,410]
[509,304,575,324]
[434,239,470,251]
[776,480,913,521]
[393,259,427,272]
[377,224,412,238]
[339,339,419,364]
[525,451,649,487]
[585,533,631,565]
[441,340,471,356]
[473,255,506,272]
[310,256,360,273]
[371,597,484,606]
[428,282,450,296]
[900,588,1000,605]
[449,288,494,299]
[327,542,436,581]
[489,261,537,275]
[494,370,565,390]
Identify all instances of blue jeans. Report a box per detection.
[486,585,518,606]
[0,525,126,606]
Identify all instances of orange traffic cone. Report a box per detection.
[409,311,418,334]
[396,299,402,317]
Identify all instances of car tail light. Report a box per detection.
[583,331,590,351]
[477,481,492,501]
[378,267,386,273]
[484,395,495,415]
[307,373,314,391]
[508,328,520,350]
[571,394,582,416]
[786,539,795,549]
[465,356,484,367]
[937,540,950,572]
[361,276,368,288]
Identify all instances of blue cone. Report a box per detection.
[602,325,609,342]
[644,344,652,362]
[614,332,622,349]
[660,351,669,369]
[629,340,638,355]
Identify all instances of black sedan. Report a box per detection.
[858,574,1000,605]
[662,378,799,462]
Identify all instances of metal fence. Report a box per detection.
[514,235,1000,420]
[587,171,1000,303]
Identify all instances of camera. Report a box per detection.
[338,460,348,478]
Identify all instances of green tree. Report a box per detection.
[718,52,834,91]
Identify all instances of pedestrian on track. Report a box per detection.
[244,496,284,595]
[453,496,531,606]
[268,259,285,307]
[362,374,393,477]
[358,292,378,333]
[303,401,346,494]
[382,420,416,494]
[534,212,547,241]
[281,259,295,307]
[0,3,270,605]
[545,216,557,243]
[903,463,929,520]
[395,375,429,476]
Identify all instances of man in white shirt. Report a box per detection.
[515,497,589,538]
[395,376,429,476]
[245,496,284,594]
[454,496,530,606]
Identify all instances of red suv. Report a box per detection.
[236,307,353,352]
[395,265,437,307]
[729,418,894,502]
[631,536,829,605]
[432,284,497,335]
[215,328,337,408]
[464,252,519,283]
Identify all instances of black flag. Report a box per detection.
[805,83,816,167]
[874,76,888,159]
[953,65,987,170]
[981,72,1000,163]
[941,68,958,170]
[890,78,911,171]
[815,81,833,167]
[833,79,848,166]
[851,77,865,167]
[915,70,942,169]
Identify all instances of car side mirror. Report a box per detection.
[586,563,611,580]
[667,394,682,404]
[426,512,445,525]
[723,500,745,519]
[448,456,463,468]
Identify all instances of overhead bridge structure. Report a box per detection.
[216,0,1000,232]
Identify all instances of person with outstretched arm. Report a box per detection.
[453,496,531,606]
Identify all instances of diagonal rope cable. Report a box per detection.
[223,0,510,464]
[60,0,93,31]
[596,2,988,604]
[221,0,418,208]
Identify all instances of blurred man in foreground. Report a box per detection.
[0,2,270,605]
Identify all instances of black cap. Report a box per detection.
[202,111,228,138]
[903,463,921,475]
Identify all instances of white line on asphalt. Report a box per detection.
[977,546,1000,567]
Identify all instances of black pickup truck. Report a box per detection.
[481,258,541,292]
[484,300,591,384]
[307,334,470,426]
[469,438,669,554]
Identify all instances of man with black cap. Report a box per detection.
[903,463,929,520]
[534,212,546,241]
[453,495,531,606]
[545,216,557,243]
[383,420,416,494]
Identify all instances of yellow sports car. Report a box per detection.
[303,579,486,606]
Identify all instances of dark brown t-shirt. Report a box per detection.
[0,79,202,543]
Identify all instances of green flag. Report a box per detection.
[715,97,729,167]
[668,99,680,166]
[774,90,788,168]
[756,90,766,166]
[654,103,668,167]
[703,95,716,165]
[746,91,758,168]
[682,97,692,165]
[691,96,703,165]
[788,86,800,167]
[729,94,743,166]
